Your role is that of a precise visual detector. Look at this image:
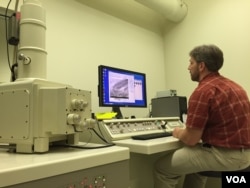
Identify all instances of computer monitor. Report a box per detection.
[98,65,147,119]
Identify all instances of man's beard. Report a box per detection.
[191,71,200,82]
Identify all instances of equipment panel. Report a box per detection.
[4,160,129,188]
[99,117,185,141]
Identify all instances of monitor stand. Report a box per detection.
[112,106,123,119]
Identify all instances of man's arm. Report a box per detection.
[173,127,203,146]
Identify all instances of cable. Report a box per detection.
[52,130,115,149]
[0,142,115,151]
[63,121,116,149]
[91,128,110,144]
[4,0,20,81]
[97,120,106,138]
[10,45,18,81]
[5,0,13,72]
[95,120,111,144]
[63,143,115,150]
[52,124,115,150]
[0,13,11,18]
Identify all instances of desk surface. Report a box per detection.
[0,144,129,187]
[114,136,183,154]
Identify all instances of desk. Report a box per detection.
[79,129,220,188]
[114,137,183,188]
[114,137,220,188]
[0,145,129,188]
[114,136,183,154]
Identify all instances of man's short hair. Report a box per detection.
[189,44,224,72]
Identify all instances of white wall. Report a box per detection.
[2,0,249,117]
[164,0,250,100]
[0,0,166,118]
[44,0,166,118]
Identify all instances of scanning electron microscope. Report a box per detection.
[0,0,95,153]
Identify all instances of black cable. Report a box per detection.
[96,120,107,139]
[0,142,115,151]
[11,62,18,81]
[4,0,19,81]
[52,131,115,150]
[91,128,110,144]
[93,120,110,144]
[5,0,13,72]
[63,120,116,149]
[51,120,115,150]
[0,13,11,18]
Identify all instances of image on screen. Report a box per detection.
[98,65,147,109]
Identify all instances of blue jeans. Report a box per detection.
[154,144,250,188]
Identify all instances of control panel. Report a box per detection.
[98,117,185,141]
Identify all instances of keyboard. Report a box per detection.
[131,132,172,140]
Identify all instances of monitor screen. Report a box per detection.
[98,65,147,118]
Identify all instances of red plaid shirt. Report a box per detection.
[186,72,250,149]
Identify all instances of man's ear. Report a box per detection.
[198,62,206,72]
